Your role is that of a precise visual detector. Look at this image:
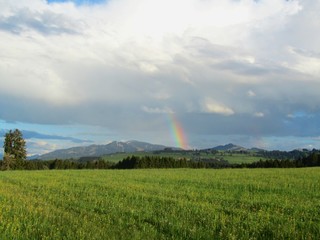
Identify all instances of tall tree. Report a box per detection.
[3,129,27,170]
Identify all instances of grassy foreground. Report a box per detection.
[0,168,319,239]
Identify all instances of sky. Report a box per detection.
[1,0,320,155]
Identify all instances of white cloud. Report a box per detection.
[254,112,264,118]
[138,62,159,73]
[27,140,57,155]
[247,90,256,97]
[202,98,234,116]
[285,47,320,77]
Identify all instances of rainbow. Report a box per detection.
[168,113,189,150]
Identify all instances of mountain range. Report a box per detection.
[33,142,267,160]
[37,140,170,160]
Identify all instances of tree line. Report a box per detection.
[1,129,320,170]
[255,149,311,160]
[1,153,320,171]
[0,156,227,170]
[114,155,228,169]
[238,152,320,168]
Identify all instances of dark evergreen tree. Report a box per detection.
[3,129,27,170]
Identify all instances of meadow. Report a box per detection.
[0,168,319,239]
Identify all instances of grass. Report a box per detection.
[0,168,319,239]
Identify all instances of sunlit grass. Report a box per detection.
[0,168,319,239]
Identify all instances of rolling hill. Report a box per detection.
[38,140,170,160]
[211,143,247,151]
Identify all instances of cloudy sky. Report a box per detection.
[1,0,320,155]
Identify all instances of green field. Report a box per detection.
[0,168,319,239]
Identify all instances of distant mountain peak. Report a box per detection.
[212,143,247,151]
[250,147,266,152]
